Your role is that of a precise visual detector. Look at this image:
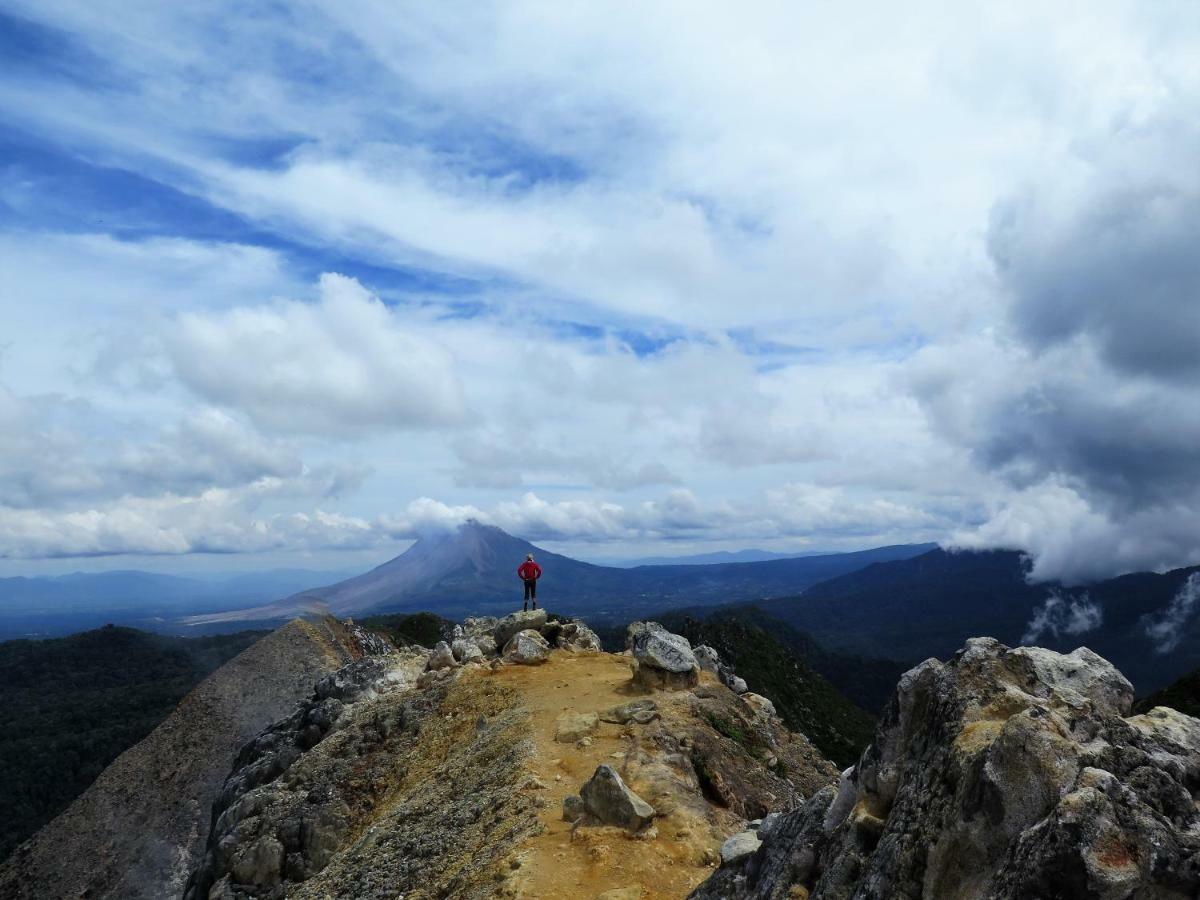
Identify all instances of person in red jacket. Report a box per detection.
[518,553,542,611]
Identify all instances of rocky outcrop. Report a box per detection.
[691,637,1200,899]
[684,682,836,818]
[628,621,701,690]
[495,609,548,649]
[0,617,378,900]
[186,654,540,900]
[451,637,484,664]
[547,618,603,652]
[695,643,749,694]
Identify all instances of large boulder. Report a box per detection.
[502,629,551,665]
[626,622,696,672]
[494,610,548,649]
[742,693,776,721]
[627,622,699,690]
[579,765,656,831]
[689,637,1200,899]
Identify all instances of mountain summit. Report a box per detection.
[288,520,606,616]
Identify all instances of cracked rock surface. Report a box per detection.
[691,637,1200,900]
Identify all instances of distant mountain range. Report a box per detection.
[9,523,1199,697]
[0,568,357,639]
[757,547,1200,694]
[182,521,937,627]
[600,547,854,567]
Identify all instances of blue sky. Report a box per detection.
[2,1,1199,582]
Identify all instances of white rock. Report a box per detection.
[426,641,458,671]
[719,830,762,866]
[495,610,548,648]
[503,629,551,665]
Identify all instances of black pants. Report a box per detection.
[523,579,537,610]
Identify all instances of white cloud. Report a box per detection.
[164,273,467,435]
[2,1,1199,575]
[1142,572,1200,654]
[1021,589,1103,645]
[0,480,378,559]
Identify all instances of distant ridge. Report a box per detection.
[603,547,897,567]
[183,522,939,627]
[759,547,1200,694]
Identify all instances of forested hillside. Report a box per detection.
[0,625,264,861]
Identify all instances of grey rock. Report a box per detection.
[627,622,699,692]
[757,812,782,840]
[600,699,660,725]
[726,675,749,695]
[689,637,1200,900]
[580,765,656,831]
[719,831,762,866]
[555,620,603,652]
[502,629,551,665]
[451,638,483,664]
[742,693,776,721]
[426,641,458,671]
[462,616,498,639]
[494,610,548,649]
[626,622,697,673]
[693,645,722,674]
[473,634,498,657]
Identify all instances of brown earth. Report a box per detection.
[493,651,836,900]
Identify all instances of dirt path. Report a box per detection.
[489,652,736,900]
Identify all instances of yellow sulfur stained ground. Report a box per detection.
[486,651,740,900]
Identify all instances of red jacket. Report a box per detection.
[517,561,542,581]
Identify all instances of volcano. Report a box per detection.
[183,521,935,625]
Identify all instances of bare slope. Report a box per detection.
[0,617,368,900]
[184,618,837,899]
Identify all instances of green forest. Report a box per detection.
[0,625,264,862]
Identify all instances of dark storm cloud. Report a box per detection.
[916,114,1200,581]
[982,117,1200,513]
[990,123,1200,381]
